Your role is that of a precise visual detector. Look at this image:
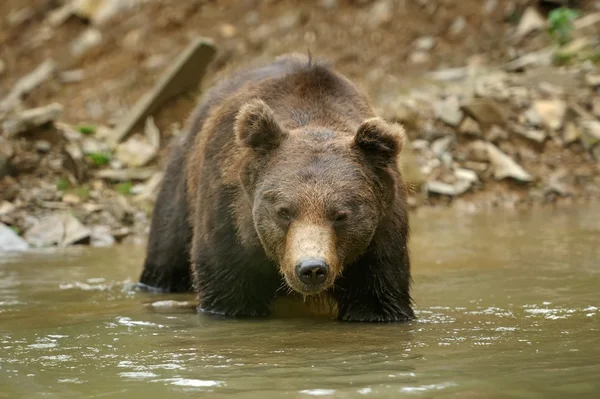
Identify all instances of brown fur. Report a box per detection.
[139,54,414,322]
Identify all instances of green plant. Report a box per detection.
[115,181,133,195]
[78,124,96,135]
[68,186,91,201]
[56,177,72,191]
[547,7,580,45]
[87,151,112,166]
[10,226,21,235]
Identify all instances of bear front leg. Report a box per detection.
[333,248,415,323]
[192,251,281,318]
[138,145,193,293]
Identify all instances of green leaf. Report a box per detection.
[78,124,96,135]
[115,181,133,196]
[87,152,112,166]
[56,177,71,191]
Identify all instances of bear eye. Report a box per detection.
[333,211,349,223]
[277,207,293,221]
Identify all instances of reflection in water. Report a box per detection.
[0,206,599,398]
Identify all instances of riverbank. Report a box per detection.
[1,0,599,250]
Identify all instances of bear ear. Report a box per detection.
[353,117,406,166]
[235,99,287,153]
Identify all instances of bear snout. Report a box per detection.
[295,258,329,289]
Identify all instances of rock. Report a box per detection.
[35,140,52,153]
[563,122,581,144]
[96,168,158,182]
[0,60,57,114]
[24,213,91,248]
[427,180,472,196]
[409,51,430,64]
[90,225,115,247]
[70,28,102,58]
[60,69,85,83]
[132,172,164,201]
[448,16,467,37]
[483,0,498,15]
[431,135,454,157]
[116,135,156,168]
[320,0,338,9]
[487,125,509,142]
[0,137,14,178]
[47,2,75,26]
[454,168,479,183]
[278,11,304,30]
[219,23,237,39]
[586,74,600,87]
[592,98,600,118]
[428,67,469,82]
[64,142,88,182]
[534,100,567,131]
[487,143,533,182]
[0,201,16,216]
[398,143,427,189]
[2,103,64,136]
[414,36,436,51]
[434,98,463,127]
[464,140,490,163]
[524,107,542,127]
[0,223,28,252]
[458,117,482,136]
[504,48,553,71]
[515,7,546,39]
[0,59,5,76]
[368,0,393,28]
[105,196,134,224]
[73,0,138,25]
[461,99,507,128]
[580,121,600,150]
[514,126,546,143]
[109,37,216,145]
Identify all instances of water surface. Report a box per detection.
[1,206,599,398]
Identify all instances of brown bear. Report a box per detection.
[138,53,414,322]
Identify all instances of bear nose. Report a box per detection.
[295,259,329,286]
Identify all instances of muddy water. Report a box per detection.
[1,206,599,399]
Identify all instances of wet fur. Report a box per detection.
[139,54,414,322]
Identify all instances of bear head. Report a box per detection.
[235,98,406,296]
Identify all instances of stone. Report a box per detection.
[109,37,216,145]
[35,140,52,153]
[0,59,5,76]
[132,172,164,201]
[409,51,430,64]
[487,125,509,142]
[534,100,567,131]
[515,127,546,143]
[431,135,454,157]
[454,168,479,183]
[461,99,507,128]
[586,74,600,87]
[428,67,469,82]
[0,60,57,114]
[448,16,467,37]
[219,24,237,39]
[504,48,553,71]
[487,143,533,182]
[60,69,85,83]
[592,98,600,118]
[95,168,158,182]
[414,36,436,51]
[24,213,91,248]
[483,0,498,15]
[0,223,28,252]
[580,121,600,150]
[70,28,102,58]
[524,107,542,127]
[426,180,472,196]
[73,0,138,25]
[434,98,463,127]
[464,140,490,163]
[458,117,482,136]
[368,0,393,28]
[90,225,115,247]
[2,103,64,136]
[319,0,338,9]
[116,135,156,168]
[0,201,16,216]
[563,122,581,144]
[515,7,546,39]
